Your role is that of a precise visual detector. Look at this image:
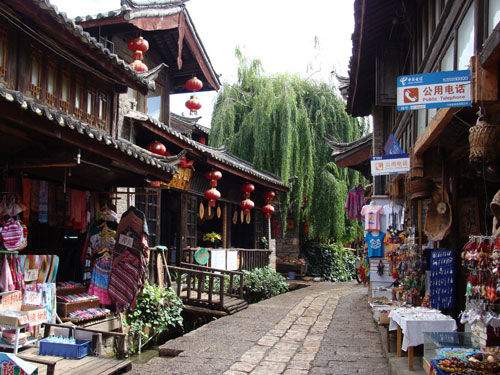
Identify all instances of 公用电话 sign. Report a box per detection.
[371,156,410,176]
[396,70,471,111]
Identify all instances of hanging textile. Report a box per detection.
[38,181,49,224]
[0,255,15,292]
[345,186,365,221]
[70,190,86,231]
[108,206,149,312]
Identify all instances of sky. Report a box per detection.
[51,0,355,127]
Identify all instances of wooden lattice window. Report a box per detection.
[45,64,57,106]
[85,90,96,125]
[29,54,42,99]
[97,93,108,129]
[0,28,7,79]
[74,81,85,119]
[59,73,70,113]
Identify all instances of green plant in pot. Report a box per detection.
[203,232,222,248]
[124,282,183,353]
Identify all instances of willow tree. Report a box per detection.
[210,52,366,243]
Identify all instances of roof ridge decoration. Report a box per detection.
[124,111,287,188]
[0,84,177,174]
[121,0,189,8]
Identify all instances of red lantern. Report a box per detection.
[262,204,275,219]
[185,95,202,114]
[185,77,203,92]
[130,59,148,73]
[205,188,221,207]
[199,136,206,145]
[147,141,169,156]
[132,50,143,61]
[212,170,222,181]
[241,198,255,213]
[128,36,149,54]
[241,183,255,195]
[264,191,276,202]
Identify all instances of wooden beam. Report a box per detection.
[471,55,498,103]
[480,25,500,68]
[413,107,457,156]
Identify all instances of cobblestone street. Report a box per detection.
[131,282,388,374]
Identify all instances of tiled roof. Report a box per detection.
[21,0,152,92]
[0,84,178,174]
[74,6,184,23]
[169,113,209,136]
[326,133,373,160]
[125,111,287,189]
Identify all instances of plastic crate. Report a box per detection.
[39,338,91,359]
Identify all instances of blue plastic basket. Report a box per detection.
[39,338,91,359]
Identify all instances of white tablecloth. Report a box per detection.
[389,307,457,351]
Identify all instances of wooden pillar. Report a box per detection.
[372,106,385,195]
[222,203,228,248]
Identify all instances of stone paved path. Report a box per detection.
[130,282,388,374]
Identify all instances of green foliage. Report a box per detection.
[303,242,357,282]
[243,267,289,303]
[210,51,366,243]
[125,282,183,351]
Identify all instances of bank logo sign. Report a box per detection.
[397,70,472,111]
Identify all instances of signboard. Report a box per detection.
[371,156,410,176]
[397,70,471,111]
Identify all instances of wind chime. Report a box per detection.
[202,170,222,219]
[262,191,275,219]
[128,36,149,73]
[185,77,203,115]
[240,183,255,224]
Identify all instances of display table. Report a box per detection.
[389,307,457,370]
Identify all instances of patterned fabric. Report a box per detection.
[89,257,112,305]
[108,207,149,312]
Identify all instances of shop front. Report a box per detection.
[338,0,500,372]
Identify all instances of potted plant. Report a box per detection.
[203,232,222,248]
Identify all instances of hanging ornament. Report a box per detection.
[199,202,205,220]
[185,95,202,115]
[240,198,255,213]
[216,206,222,219]
[130,59,148,73]
[262,204,275,219]
[147,141,169,156]
[232,210,238,224]
[185,76,203,92]
[262,190,275,219]
[242,183,255,196]
[127,36,149,73]
[128,36,149,54]
[205,170,222,208]
[204,188,221,208]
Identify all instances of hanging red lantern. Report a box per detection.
[147,141,169,156]
[127,36,149,54]
[185,95,202,114]
[205,188,221,207]
[130,59,148,73]
[241,198,255,213]
[149,181,161,188]
[262,204,275,219]
[242,183,255,195]
[132,50,143,61]
[185,77,203,92]
[212,170,222,181]
[264,191,276,202]
[199,136,206,145]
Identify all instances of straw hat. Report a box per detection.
[424,184,452,241]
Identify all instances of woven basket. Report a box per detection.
[469,118,497,163]
[410,155,424,179]
[408,178,432,200]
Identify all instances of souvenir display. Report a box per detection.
[345,186,365,221]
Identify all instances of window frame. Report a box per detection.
[97,92,109,129]
[60,71,71,113]
[74,79,85,119]
[45,62,58,106]
[29,51,42,99]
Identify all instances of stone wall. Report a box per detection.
[275,226,300,259]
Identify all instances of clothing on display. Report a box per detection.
[365,231,385,258]
[383,202,404,230]
[345,186,365,221]
[361,203,383,231]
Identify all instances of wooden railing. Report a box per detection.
[238,249,271,271]
[167,265,226,309]
[181,248,271,271]
[180,263,244,300]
